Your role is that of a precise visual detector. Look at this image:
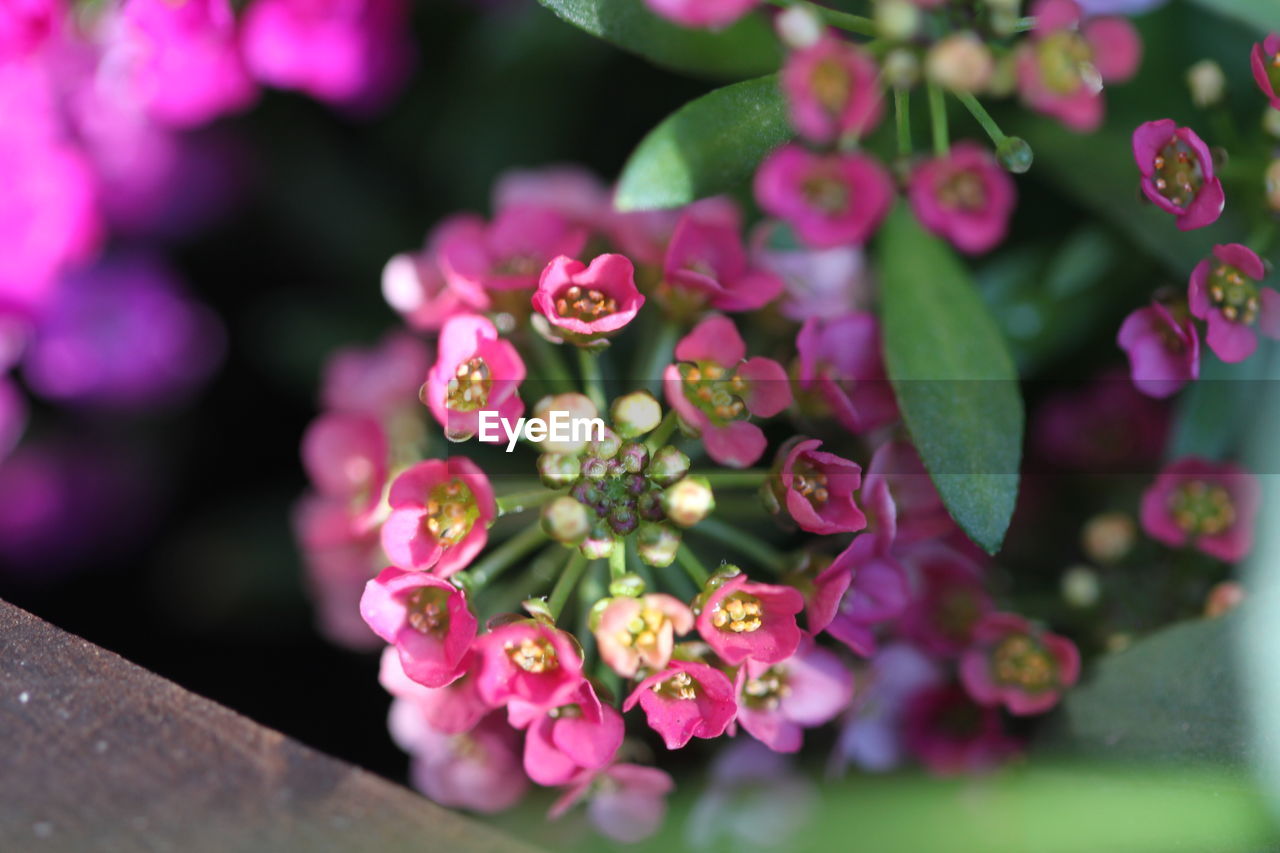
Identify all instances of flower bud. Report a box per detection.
[1081,512,1135,564]
[608,504,639,536]
[581,455,609,480]
[996,136,1033,174]
[1205,580,1244,618]
[1060,565,1100,608]
[1266,159,1280,213]
[776,4,824,49]
[1186,59,1225,108]
[618,441,649,474]
[875,0,919,41]
[521,597,554,621]
[538,452,580,488]
[587,426,622,460]
[609,572,647,597]
[1265,108,1280,140]
[610,390,663,438]
[581,524,616,560]
[926,32,993,93]
[882,49,919,90]
[637,522,681,567]
[647,445,690,486]
[662,476,716,527]
[532,393,598,453]
[541,496,591,544]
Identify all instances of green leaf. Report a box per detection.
[534,0,780,80]
[1169,344,1274,461]
[614,75,790,211]
[877,204,1024,554]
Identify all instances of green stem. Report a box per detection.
[894,89,912,157]
[641,320,681,396]
[549,552,591,620]
[954,91,1007,147]
[578,348,608,413]
[496,488,563,516]
[1247,219,1278,257]
[644,410,680,453]
[927,81,949,157]
[700,469,771,488]
[675,544,710,587]
[609,541,627,581]
[461,524,548,589]
[528,333,574,395]
[689,517,788,573]
[762,0,876,37]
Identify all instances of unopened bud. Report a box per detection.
[611,391,663,438]
[532,393,598,453]
[875,0,919,41]
[581,455,609,480]
[662,476,716,527]
[1081,512,1135,564]
[587,426,622,460]
[636,522,681,567]
[1266,159,1280,212]
[618,442,649,474]
[775,4,824,49]
[882,49,919,90]
[647,445,690,486]
[1186,59,1226,108]
[1205,580,1245,618]
[537,452,580,488]
[1060,565,1101,608]
[609,572,647,597]
[541,496,591,544]
[608,504,639,536]
[581,524,616,560]
[996,136,1033,174]
[926,32,994,93]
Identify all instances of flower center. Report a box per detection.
[616,606,667,655]
[1168,480,1236,536]
[1037,30,1099,95]
[991,635,1056,691]
[801,174,849,214]
[653,670,699,700]
[811,59,851,114]
[1207,263,1259,325]
[425,478,479,545]
[1151,139,1204,209]
[790,459,830,507]
[505,636,560,673]
[679,361,748,426]
[742,666,790,710]
[937,170,986,212]
[710,591,764,633]
[554,284,617,322]
[405,586,452,635]
[446,356,491,411]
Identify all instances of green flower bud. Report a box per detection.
[646,445,690,486]
[541,496,591,544]
[587,427,622,460]
[636,522,681,567]
[662,476,716,528]
[531,393,598,453]
[608,572,647,597]
[610,391,663,438]
[581,524,616,560]
[537,452,581,489]
[618,442,649,474]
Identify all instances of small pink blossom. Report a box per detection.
[0,0,63,55]
[399,712,529,813]
[1140,457,1260,562]
[320,331,430,423]
[642,0,758,29]
[550,763,674,844]
[663,314,791,468]
[624,659,737,749]
[1117,301,1200,397]
[510,681,624,786]
[381,646,490,734]
[532,254,645,343]
[902,683,1020,775]
[594,593,694,678]
[438,205,588,294]
[755,145,894,248]
[781,36,882,144]
[381,216,491,331]
[293,495,383,648]
[473,620,585,710]
[696,572,805,665]
[380,457,495,575]
[777,437,866,535]
[1251,33,1280,110]
[300,412,387,530]
[662,207,784,313]
[424,314,525,442]
[1188,243,1280,363]
[897,544,991,657]
[360,567,476,688]
[493,165,612,229]
[1015,0,1140,132]
[908,142,1016,255]
[796,313,898,435]
[1132,119,1224,231]
[1032,369,1170,472]
[863,440,955,543]
[835,643,941,773]
[736,638,852,753]
[959,613,1080,715]
[813,534,910,657]
[749,221,869,322]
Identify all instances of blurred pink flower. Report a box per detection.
[755,145,894,248]
[300,411,387,529]
[902,683,1020,775]
[400,712,529,813]
[662,206,783,312]
[509,681,624,786]
[814,533,910,657]
[897,544,991,657]
[381,647,490,734]
[1251,33,1280,110]
[908,142,1016,255]
[1188,243,1280,363]
[796,313,898,435]
[549,763,674,844]
[959,613,1079,715]
[1140,457,1260,561]
[642,0,758,29]
[1117,301,1200,397]
[736,637,852,752]
[781,36,882,144]
[749,221,869,322]
[321,331,430,422]
[438,205,587,294]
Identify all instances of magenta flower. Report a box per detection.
[1032,368,1170,472]
[510,681,624,786]
[293,495,383,648]
[381,248,482,333]
[400,712,529,813]
[532,254,644,344]
[1140,457,1260,562]
[424,314,525,442]
[381,647,490,735]
[736,638,852,753]
[1251,33,1280,110]
[1117,301,1200,397]
[549,763,674,844]
[908,142,1016,255]
[696,572,805,665]
[0,0,63,55]
[1015,0,1140,132]
[380,457,496,575]
[300,411,387,530]
[812,534,910,657]
[796,313,898,435]
[1188,244,1280,363]
[863,440,955,543]
[594,593,694,678]
[959,613,1080,715]
[902,683,1020,775]
[473,620,585,710]
[662,209,784,313]
[749,221,870,323]
[781,37,882,145]
[1132,119,1224,231]
[777,437,866,535]
[110,0,258,127]
[834,643,941,773]
[755,145,894,248]
[240,0,415,112]
[438,205,588,295]
[321,331,430,422]
[360,567,477,688]
[493,165,612,229]
[642,0,758,29]
[624,659,737,749]
[897,544,991,657]
[663,314,791,468]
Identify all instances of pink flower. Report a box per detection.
[755,145,894,248]
[1031,369,1170,472]
[1015,0,1140,132]
[510,681,624,786]
[902,683,1020,775]
[493,165,612,229]
[424,314,525,442]
[473,620,585,709]
[110,0,257,127]
[1251,33,1280,110]
[696,572,805,665]
[438,205,588,294]
[240,0,414,112]
[1188,244,1280,364]
[736,638,852,752]
[959,613,1080,715]
[777,437,866,534]
[812,534,910,657]
[1117,301,1200,397]
[381,646,490,734]
[1140,457,1260,562]
[834,643,941,773]
[381,216,490,331]
[663,314,791,468]
[863,440,954,542]
[360,567,476,688]
[642,0,758,29]
[320,331,430,422]
[300,411,387,530]
[1132,119,1224,231]
[749,221,870,323]
[662,208,784,313]
[532,254,644,344]
[0,0,63,55]
[594,593,694,678]
[399,712,529,813]
[293,495,383,649]
[908,142,1016,255]
[781,36,882,144]
[624,659,737,749]
[796,313,898,435]
[380,457,495,575]
[897,544,991,657]
[550,764,674,844]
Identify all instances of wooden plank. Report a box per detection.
[0,598,539,853]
